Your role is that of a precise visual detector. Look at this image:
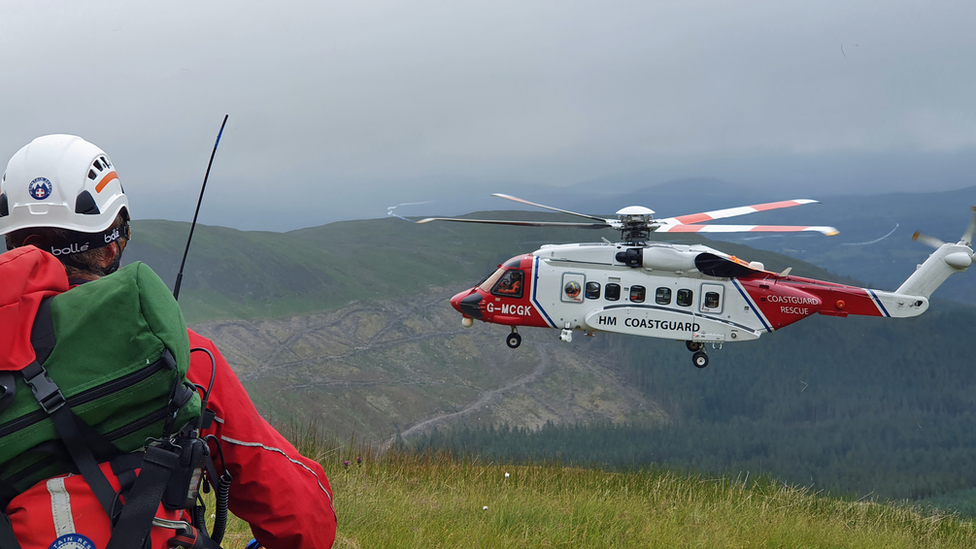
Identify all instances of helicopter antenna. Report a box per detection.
[173,114,229,301]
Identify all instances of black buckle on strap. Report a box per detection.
[23,364,65,414]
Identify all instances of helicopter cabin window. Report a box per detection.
[629,285,646,303]
[655,287,671,305]
[605,283,621,301]
[564,281,582,300]
[699,284,724,314]
[491,269,524,299]
[676,289,693,307]
[585,281,601,300]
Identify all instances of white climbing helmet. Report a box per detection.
[0,134,129,236]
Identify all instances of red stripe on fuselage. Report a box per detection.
[738,274,884,328]
[738,277,821,330]
[771,275,885,317]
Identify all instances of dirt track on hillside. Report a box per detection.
[192,287,664,443]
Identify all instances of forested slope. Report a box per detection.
[412,309,976,505]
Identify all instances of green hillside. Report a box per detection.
[215,437,976,549]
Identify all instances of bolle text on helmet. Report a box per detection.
[104,228,121,243]
[50,242,89,256]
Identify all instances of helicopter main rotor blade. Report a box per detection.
[658,199,821,226]
[491,193,610,223]
[656,224,839,236]
[416,217,612,229]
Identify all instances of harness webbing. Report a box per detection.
[104,445,180,549]
[0,513,21,549]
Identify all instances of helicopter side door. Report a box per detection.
[699,283,724,314]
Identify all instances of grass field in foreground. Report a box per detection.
[211,439,976,549]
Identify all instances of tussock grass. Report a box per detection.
[213,431,976,548]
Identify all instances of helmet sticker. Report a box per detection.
[29,177,53,200]
[95,171,118,193]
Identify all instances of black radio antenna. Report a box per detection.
[174,114,229,301]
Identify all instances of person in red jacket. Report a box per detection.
[0,135,337,548]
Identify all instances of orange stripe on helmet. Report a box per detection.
[95,171,118,193]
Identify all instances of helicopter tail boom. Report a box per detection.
[895,207,976,298]
[895,242,973,298]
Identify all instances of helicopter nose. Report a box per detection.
[450,291,465,313]
[451,290,483,319]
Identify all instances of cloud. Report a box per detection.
[2,0,976,230]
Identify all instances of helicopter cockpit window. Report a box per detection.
[655,287,671,305]
[491,269,525,299]
[676,289,693,307]
[605,283,621,301]
[629,285,646,303]
[478,266,506,293]
[585,281,601,300]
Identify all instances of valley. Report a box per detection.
[191,285,664,444]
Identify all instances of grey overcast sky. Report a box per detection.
[2,1,976,230]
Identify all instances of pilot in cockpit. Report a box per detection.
[495,270,523,296]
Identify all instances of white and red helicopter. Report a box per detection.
[418,194,976,368]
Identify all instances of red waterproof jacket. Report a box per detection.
[1,248,337,548]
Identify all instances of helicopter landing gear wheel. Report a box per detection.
[686,340,703,352]
[506,329,522,349]
[692,351,709,369]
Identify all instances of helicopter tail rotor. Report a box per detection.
[912,231,946,249]
[915,207,976,248]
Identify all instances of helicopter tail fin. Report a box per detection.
[895,208,976,298]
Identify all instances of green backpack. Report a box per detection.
[0,258,202,505]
